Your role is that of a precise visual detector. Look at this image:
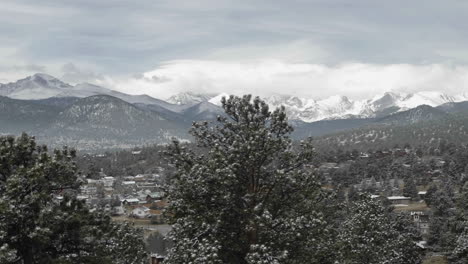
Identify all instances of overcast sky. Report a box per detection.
[1,0,468,99]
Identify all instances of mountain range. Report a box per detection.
[312,103,468,152]
[1,73,468,150]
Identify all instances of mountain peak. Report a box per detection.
[0,73,72,100]
[167,92,214,105]
[31,73,59,82]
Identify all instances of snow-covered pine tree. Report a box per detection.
[452,226,468,264]
[0,133,147,264]
[164,95,332,264]
[450,182,468,263]
[336,195,423,264]
[403,177,418,199]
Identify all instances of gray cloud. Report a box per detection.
[1,0,468,94]
[101,61,468,100]
[60,63,103,84]
[12,64,47,72]
[2,1,468,67]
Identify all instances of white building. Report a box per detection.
[387,196,412,205]
[102,176,115,187]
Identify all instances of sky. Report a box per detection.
[1,0,468,99]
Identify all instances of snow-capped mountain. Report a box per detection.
[265,95,358,122]
[3,73,468,150]
[167,92,214,105]
[2,74,468,124]
[0,73,73,99]
[0,73,170,106]
[362,91,460,114]
[209,91,467,122]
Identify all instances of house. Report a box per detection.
[418,191,427,199]
[122,181,136,186]
[146,192,165,203]
[102,176,115,187]
[80,185,97,196]
[121,198,140,205]
[132,206,151,218]
[387,196,411,205]
[359,153,370,158]
[410,211,430,235]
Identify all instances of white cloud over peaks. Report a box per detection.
[101,60,468,100]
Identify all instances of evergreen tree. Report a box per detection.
[457,182,468,212]
[337,196,422,264]
[347,185,360,202]
[427,188,457,251]
[424,183,439,207]
[450,182,468,263]
[0,134,147,263]
[146,232,171,256]
[403,177,418,199]
[452,227,468,263]
[164,95,332,264]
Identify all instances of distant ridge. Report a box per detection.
[2,74,468,150]
[2,74,468,123]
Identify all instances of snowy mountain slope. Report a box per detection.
[54,95,166,128]
[48,95,189,149]
[0,73,177,109]
[1,90,468,150]
[208,91,467,122]
[0,74,73,99]
[437,101,468,114]
[312,108,468,151]
[2,74,467,124]
[167,92,215,105]
[375,104,449,125]
[0,96,60,132]
[181,101,225,121]
[60,83,174,107]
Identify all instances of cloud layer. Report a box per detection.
[99,60,468,100]
[1,0,468,100]
[1,0,468,77]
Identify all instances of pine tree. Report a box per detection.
[164,95,332,264]
[403,177,418,199]
[0,133,147,264]
[457,182,468,212]
[452,227,468,263]
[424,183,439,207]
[450,182,468,263]
[347,185,360,202]
[337,196,423,264]
[427,188,457,251]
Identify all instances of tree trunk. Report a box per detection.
[22,246,34,264]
